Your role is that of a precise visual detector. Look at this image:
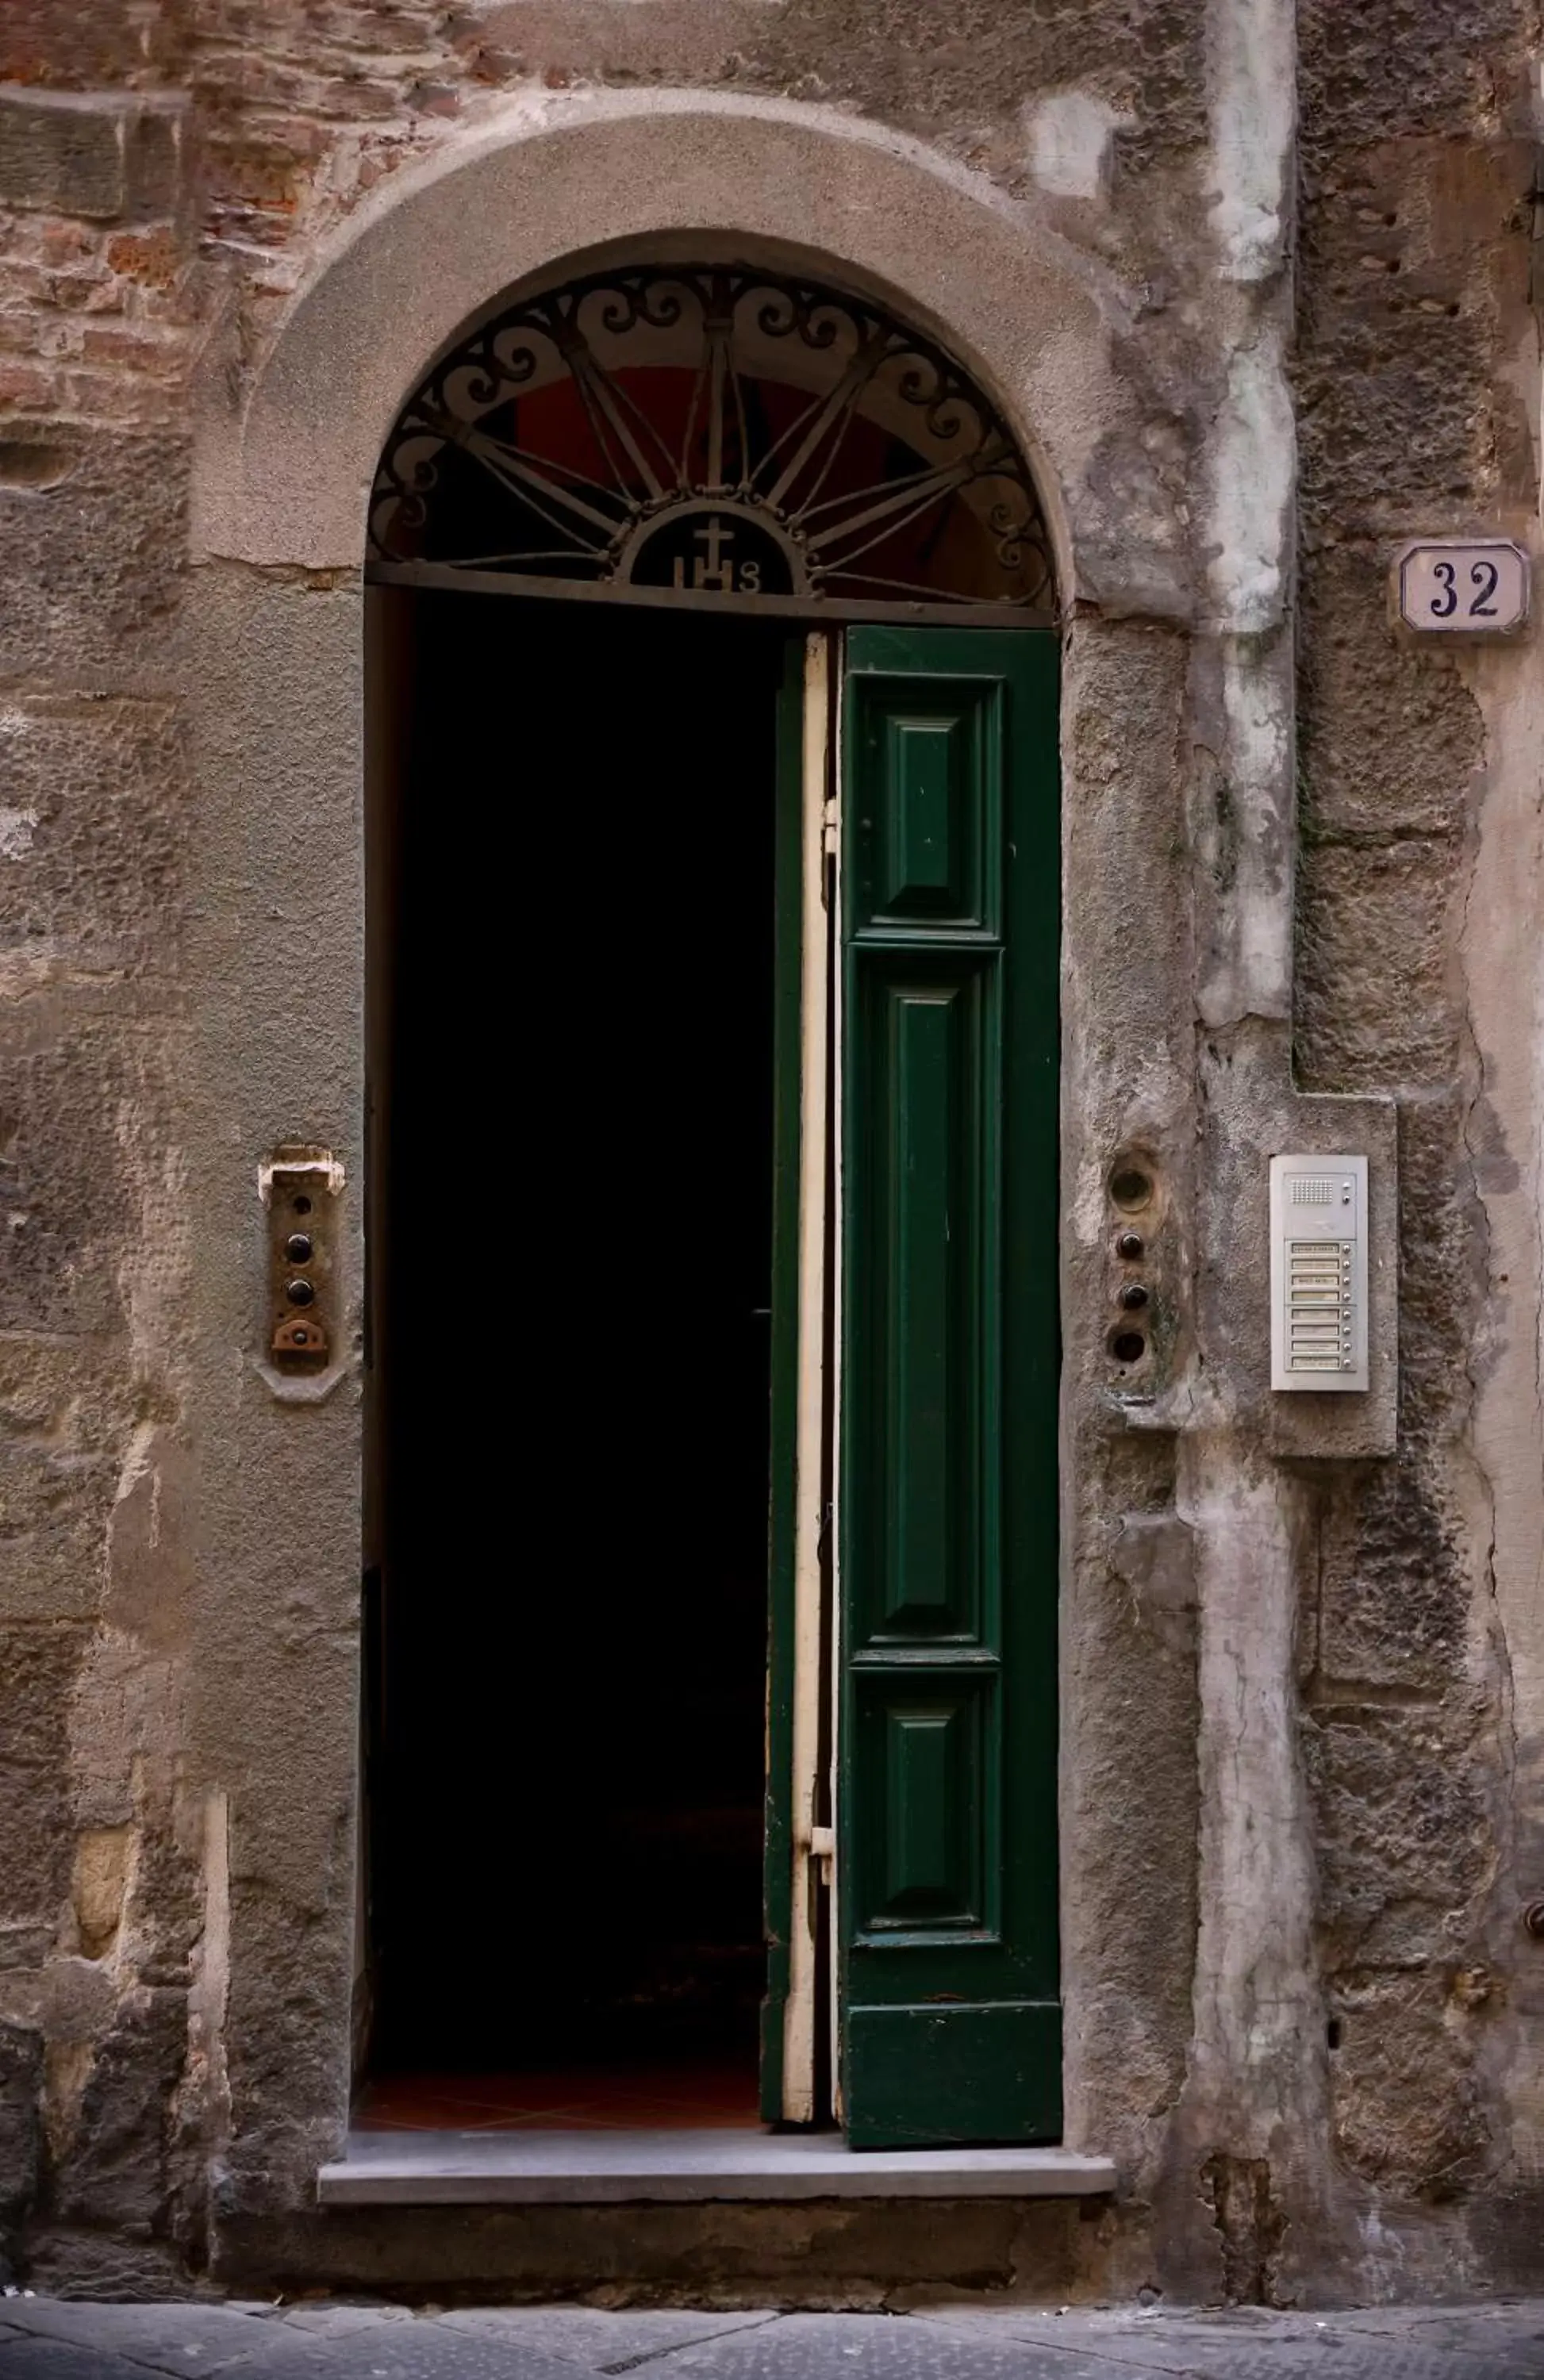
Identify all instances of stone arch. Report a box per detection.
[192,88,1131,598]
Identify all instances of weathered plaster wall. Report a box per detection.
[1291,0,1544,2291]
[0,0,1540,2308]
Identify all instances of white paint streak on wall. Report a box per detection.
[1182,0,1319,2206]
[188,1789,233,2170]
[1208,328,1293,635]
[1202,321,1296,1024]
[1200,641,1293,1027]
[1458,639,1544,2164]
[1024,89,1132,199]
[1206,0,1293,282]
[113,1415,159,1514]
[113,1104,191,1394]
[1177,1439,1323,2144]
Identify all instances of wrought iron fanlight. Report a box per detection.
[368,263,1054,614]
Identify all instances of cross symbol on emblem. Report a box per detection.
[660,509,766,595]
[692,514,734,592]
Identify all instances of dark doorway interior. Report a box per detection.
[364,589,789,2109]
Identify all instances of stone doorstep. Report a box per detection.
[316,2130,1117,2206]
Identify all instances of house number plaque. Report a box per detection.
[1393,539,1530,635]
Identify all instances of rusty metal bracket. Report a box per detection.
[258,1147,346,1206]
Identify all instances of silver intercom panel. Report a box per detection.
[1269,1154,1369,1392]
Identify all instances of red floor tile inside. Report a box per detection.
[355,2063,762,2132]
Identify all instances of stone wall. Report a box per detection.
[0,0,1540,2305]
[1294,0,1544,2282]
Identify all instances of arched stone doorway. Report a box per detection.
[358,254,1062,2148]
[182,97,1173,2236]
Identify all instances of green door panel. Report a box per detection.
[839,625,1060,2152]
[848,958,993,1646]
[851,674,1001,935]
[846,2004,1063,2149]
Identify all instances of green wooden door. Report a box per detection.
[838,624,1061,2150]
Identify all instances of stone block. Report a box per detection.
[1300,0,1531,147]
[104,1428,194,1657]
[1296,320,1490,527]
[1298,543,1482,840]
[724,0,1208,159]
[1393,1092,1480,1444]
[219,1868,355,2209]
[0,697,186,977]
[0,1027,170,1340]
[52,1983,187,2233]
[213,2194,1097,2304]
[73,1827,132,1960]
[1296,838,1459,1090]
[67,1618,186,1845]
[0,88,186,224]
[1306,1704,1488,1962]
[0,1338,124,1624]
[1315,1461,1466,1688]
[1329,1967,1492,2195]
[0,429,188,685]
[0,2,182,89]
[0,1623,79,1929]
[1062,1495,1197,2182]
[0,2018,42,2231]
[40,1953,116,2047]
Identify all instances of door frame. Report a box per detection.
[765,631,839,2125]
[187,109,1116,2191]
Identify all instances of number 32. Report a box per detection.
[1431,559,1499,618]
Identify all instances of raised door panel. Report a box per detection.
[848,678,1001,935]
[846,960,996,1645]
[851,1677,993,1937]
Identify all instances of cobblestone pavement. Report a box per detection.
[2,2298,1544,2380]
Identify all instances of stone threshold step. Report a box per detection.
[317,2129,1116,2206]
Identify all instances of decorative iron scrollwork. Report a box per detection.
[369,264,1054,613]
